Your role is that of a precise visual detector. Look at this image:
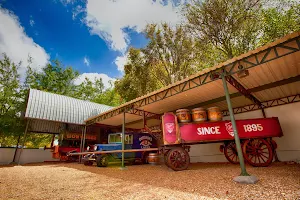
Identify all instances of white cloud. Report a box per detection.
[114,53,129,72]
[84,0,185,53]
[74,73,116,89]
[60,0,76,6]
[83,56,90,66]
[0,8,49,77]
[29,19,35,27]
[72,5,85,20]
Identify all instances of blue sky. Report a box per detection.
[0,0,185,88]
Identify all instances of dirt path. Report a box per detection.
[0,162,299,200]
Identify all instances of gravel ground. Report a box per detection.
[0,162,299,200]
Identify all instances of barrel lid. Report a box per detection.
[192,107,206,111]
[176,109,190,112]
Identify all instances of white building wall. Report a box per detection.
[0,148,58,165]
[190,102,300,163]
[265,102,300,162]
[0,148,15,165]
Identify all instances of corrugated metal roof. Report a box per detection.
[25,89,113,125]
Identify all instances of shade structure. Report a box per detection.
[26,89,113,125]
[85,32,300,128]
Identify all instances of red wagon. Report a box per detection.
[161,113,283,171]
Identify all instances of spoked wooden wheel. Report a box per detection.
[166,147,190,171]
[224,141,239,164]
[243,138,273,167]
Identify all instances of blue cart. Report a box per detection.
[82,132,157,167]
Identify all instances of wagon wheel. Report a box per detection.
[164,150,171,168]
[224,141,239,164]
[84,161,93,166]
[96,155,109,167]
[243,138,273,167]
[166,147,190,171]
[142,152,149,164]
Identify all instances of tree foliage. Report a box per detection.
[115,23,200,101]
[116,0,299,102]
[259,1,300,45]
[0,54,25,137]
[25,60,79,96]
[185,0,300,60]
[185,0,263,59]
[73,77,104,101]
[0,56,121,147]
[115,47,159,102]
[144,23,199,85]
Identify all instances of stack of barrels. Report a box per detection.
[176,107,222,123]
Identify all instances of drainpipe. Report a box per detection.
[221,73,249,176]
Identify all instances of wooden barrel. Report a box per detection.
[207,107,222,121]
[148,153,160,165]
[176,109,191,123]
[192,107,207,122]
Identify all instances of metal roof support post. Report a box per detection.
[79,126,85,163]
[221,73,249,176]
[82,126,87,155]
[121,112,126,169]
[17,120,30,165]
[261,108,266,118]
[11,135,21,163]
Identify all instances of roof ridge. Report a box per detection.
[29,88,113,108]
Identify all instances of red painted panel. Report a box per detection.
[162,113,181,145]
[180,118,283,143]
[162,113,283,145]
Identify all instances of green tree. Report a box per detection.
[115,47,159,102]
[0,54,26,144]
[73,77,104,101]
[115,23,200,101]
[93,81,123,106]
[259,2,300,45]
[185,0,263,59]
[145,23,200,85]
[25,60,79,96]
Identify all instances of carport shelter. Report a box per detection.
[85,32,300,175]
[17,89,113,164]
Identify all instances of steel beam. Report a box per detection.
[184,75,300,111]
[225,75,266,117]
[222,94,300,116]
[225,75,263,106]
[126,108,161,120]
[86,35,300,125]
[120,115,161,128]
